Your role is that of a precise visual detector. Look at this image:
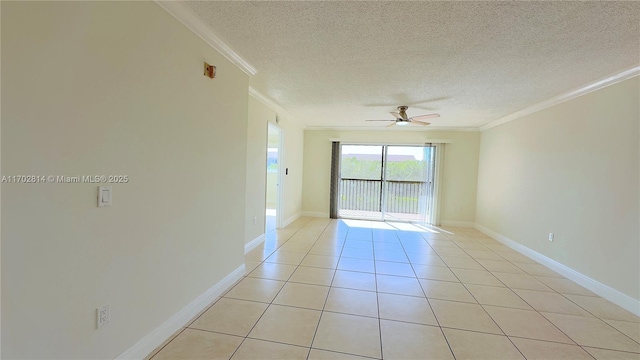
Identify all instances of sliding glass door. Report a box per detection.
[339,145,384,220]
[338,144,436,223]
[383,145,434,222]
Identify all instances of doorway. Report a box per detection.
[338,144,436,223]
[265,124,283,232]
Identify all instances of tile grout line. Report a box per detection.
[555,293,640,345]
[451,232,595,354]
[465,242,612,356]
[415,231,461,360]
[443,229,525,357]
[261,219,333,356]
[260,220,640,356]
[372,227,385,360]
[305,219,348,360]
[156,219,640,359]
[146,327,189,360]
[227,218,312,359]
[385,225,458,359]
[439,232,532,359]
[444,231,640,355]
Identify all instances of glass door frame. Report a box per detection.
[380,145,388,221]
[266,123,284,231]
[338,143,436,223]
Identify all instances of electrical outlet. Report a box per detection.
[97,304,110,329]
[548,233,554,242]
[253,216,257,225]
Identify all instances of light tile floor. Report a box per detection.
[150,217,640,359]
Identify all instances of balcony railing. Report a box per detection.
[339,179,382,212]
[339,178,428,215]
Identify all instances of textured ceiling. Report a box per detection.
[184,1,639,129]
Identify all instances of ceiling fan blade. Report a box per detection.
[411,120,431,126]
[365,119,394,122]
[386,122,397,128]
[390,111,401,119]
[411,113,440,122]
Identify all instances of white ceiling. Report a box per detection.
[182,1,639,130]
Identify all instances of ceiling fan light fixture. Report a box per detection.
[365,106,439,129]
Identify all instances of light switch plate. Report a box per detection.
[98,186,112,207]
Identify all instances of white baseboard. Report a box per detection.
[440,220,475,228]
[301,211,329,218]
[244,234,265,254]
[116,264,246,359]
[282,212,301,228]
[474,223,640,317]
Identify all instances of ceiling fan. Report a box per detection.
[366,106,440,127]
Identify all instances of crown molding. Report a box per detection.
[248,87,283,114]
[480,66,640,132]
[155,1,257,76]
[305,125,480,132]
[248,87,300,126]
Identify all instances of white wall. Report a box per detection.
[476,77,639,301]
[2,2,249,358]
[245,96,305,243]
[245,97,271,243]
[280,117,305,224]
[302,130,480,224]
